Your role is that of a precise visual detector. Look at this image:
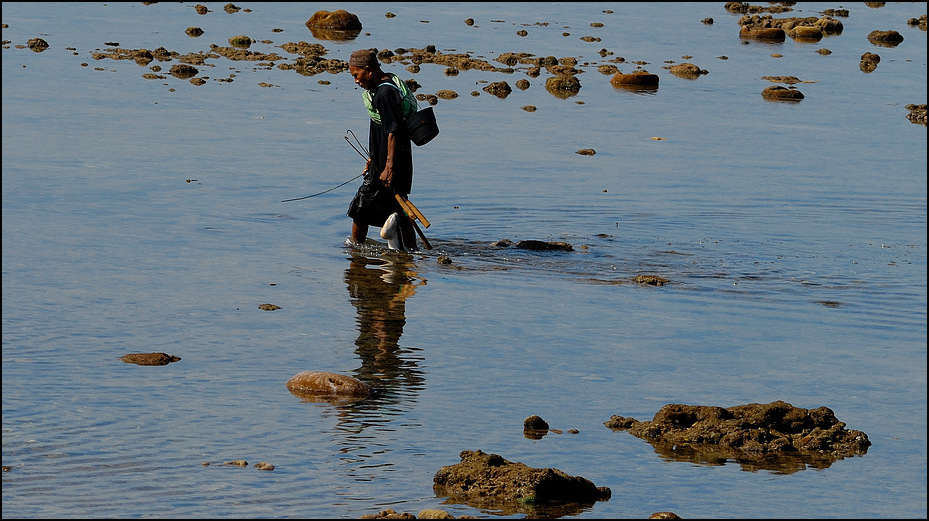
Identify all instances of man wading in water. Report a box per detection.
[346,49,417,251]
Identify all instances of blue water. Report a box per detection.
[3,2,926,518]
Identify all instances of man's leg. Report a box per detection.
[351,221,368,245]
[399,219,417,251]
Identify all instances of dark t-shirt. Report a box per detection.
[346,79,415,227]
[369,81,413,195]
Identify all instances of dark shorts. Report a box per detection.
[346,173,406,227]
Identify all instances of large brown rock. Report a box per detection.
[738,14,842,39]
[433,450,610,516]
[611,70,659,86]
[867,29,904,47]
[545,75,582,98]
[788,25,823,41]
[305,10,362,30]
[606,401,871,473]
[286,371,371,403]
[739,26,786,41]
[667,63,707,79]
[762,85,804,101]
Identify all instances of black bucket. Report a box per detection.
[405,107,439,146]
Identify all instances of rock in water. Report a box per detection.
[119,352,181,366]
[286,371,371,403]
[433,449,611,512]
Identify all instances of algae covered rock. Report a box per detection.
[762,85,803,101]
[606,400,871,473]
[119,352,181,366]
[433,450,610,516]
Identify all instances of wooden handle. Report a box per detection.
[394,194,416,220]
[402,198,431,228]
[410,219,433,250]
[394,193,431,228]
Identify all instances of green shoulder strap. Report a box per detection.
[362,73,419,125]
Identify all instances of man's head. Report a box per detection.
[348,49,381,89]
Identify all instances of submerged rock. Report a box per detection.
[228,35,252,48]
[524,415,550,439]
[667,62,708,79]
[169,64,198,79]
[483,80,512,99]
[27,37,49,52]
[433,450,611,515]
[738,14,843,40]
[545,75,582,98]
[515,240,573,251]
[860,52,880,73]
[610,70,659,87]
[762,85,803,101]
[788,25,823,41]
[905,104,927,126]
[633,274,669,286]
[359,509,417,519]
[866,29,904,47]
[119,352,181,366]
[739,26,786,41]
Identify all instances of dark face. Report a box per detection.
[349,65,376,89]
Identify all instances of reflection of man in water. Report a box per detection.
[344,253,425,398]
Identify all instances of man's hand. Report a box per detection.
[381,132,398,188]
[379,165,393,188]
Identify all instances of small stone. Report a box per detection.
[633,274,669,286]
[119,353,181,366]
[524,415,549,430]
[761,85,803,100]
[228,35,252,48]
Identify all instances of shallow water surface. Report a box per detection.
[2,2,927,519]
